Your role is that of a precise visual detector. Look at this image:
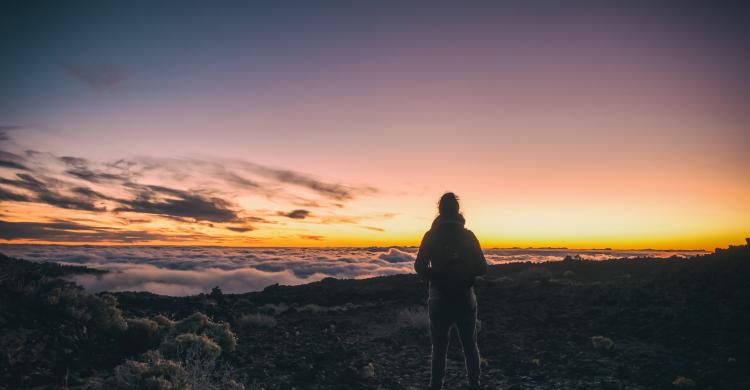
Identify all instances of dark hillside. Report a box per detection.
[1,241,749,389]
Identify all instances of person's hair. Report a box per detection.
[438,192,460,216]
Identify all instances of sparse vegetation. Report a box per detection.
[3,240,750,388]
[236,313,277,328]
[113,350,189,389]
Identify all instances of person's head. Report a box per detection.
[438,192,460,216]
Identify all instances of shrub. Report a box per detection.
[113,350,189,390]
[169,312,237,353]
[562,270,575,278]
[59,290,127,333]
[123,318,162,353]
[173,312,211,334]
[236,313,277,328]
[153,314,176,329]
[161,333,222,363]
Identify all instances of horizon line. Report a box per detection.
[0,242,712,252]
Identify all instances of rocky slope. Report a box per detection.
[1,241,749,389]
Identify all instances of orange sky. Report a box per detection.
[1,2,749,250]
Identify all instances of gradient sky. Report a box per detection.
[1,1,749,249]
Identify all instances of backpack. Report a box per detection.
[429,228,476,296]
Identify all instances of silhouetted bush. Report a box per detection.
[123,318,162,353]
[113,350,189,389]
[161,333,222,361]
[168,312,236,354]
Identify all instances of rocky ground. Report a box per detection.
[1,241,749,389]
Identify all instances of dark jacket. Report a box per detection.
[414,214,488,295]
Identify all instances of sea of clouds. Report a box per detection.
[0,245,705,296]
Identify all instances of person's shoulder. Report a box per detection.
[462,228,479,240]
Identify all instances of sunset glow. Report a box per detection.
[1,1,748,250]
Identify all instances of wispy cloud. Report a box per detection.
[0,220,168,242]
[60,62,126,91]
[115,184,240,223]
[279,209,310,219]
[0,139,383,242]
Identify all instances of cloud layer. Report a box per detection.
[0,245,704,296]
[0,132,385,243]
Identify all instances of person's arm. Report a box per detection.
[468,230,488,276]
[414,230,432,280]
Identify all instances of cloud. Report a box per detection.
[0,187,30,202]
[60,62,126,91]
[0,246,420,294]
[234,160,377,201]
[378,248,415,263]
[363,226,385,232]
[280,209,310,219]
[299,234,324,241]
[0,160,29,171]
[115,185,240,222]
[0,173,105,211]
[0,126,23,141]
[225,226,254,233]
[0,245,706,296]
[0,139,381,242]
[72,264,308,296]
[0,150,30,171]
[0,220,166,242]
[60,156,130,183]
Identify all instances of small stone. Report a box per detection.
[360,362,375,379]
[672,377,696,388]
[591,335,614,350]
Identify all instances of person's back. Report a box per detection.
[414,192,488,390]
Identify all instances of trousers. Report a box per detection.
[427,286,480,389]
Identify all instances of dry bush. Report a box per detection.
[297,303,359,313]
[124,318,161,352]
[113,350,189,389]
[236,313,277,328]
[169,312,237,353]
[160,333,222,361]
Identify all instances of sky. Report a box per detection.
[1,1,749,249]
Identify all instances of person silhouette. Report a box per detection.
[414,192,488,390]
